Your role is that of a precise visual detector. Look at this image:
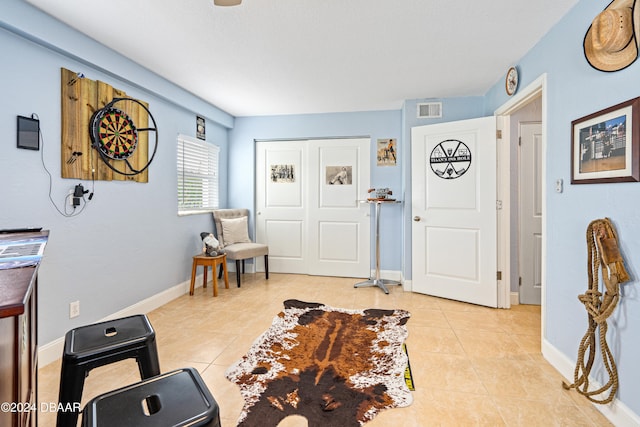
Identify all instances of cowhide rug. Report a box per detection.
[225,299,412,427]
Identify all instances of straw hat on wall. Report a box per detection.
[584,0,640,71]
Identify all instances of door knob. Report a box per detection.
[413,216,421,222]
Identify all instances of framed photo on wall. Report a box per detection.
[571,97,640,184]
[376,138,397,166]
[196,116,206,140]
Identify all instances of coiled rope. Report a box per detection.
[562,218,629,404]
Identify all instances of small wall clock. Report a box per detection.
[505,66,518,96]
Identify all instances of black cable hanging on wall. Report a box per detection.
[89,97,158,176]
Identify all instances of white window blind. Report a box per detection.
[177,134,219,214]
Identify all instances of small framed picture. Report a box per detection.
[326,166,352,185]
[270,164,295,183]
[376,138,397,166]
[196,116,206,140]
[571,97,640,184]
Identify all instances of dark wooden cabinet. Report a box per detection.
[0,231,47,427]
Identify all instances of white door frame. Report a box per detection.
[494,73,547,327]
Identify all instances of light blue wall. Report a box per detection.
[484,1,640,417]
[226,101,485,275]
[0,0,232,345]
[228,111,403,271]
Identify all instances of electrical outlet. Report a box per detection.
[68,190,74,206]
[69,301,80,318]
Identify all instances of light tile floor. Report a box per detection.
[38,273,612,426]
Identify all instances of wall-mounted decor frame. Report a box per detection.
[196,116,206,140]
[326,165,352,185]
[376,138,397,166]
[571,96,640,184]
[429,139,472,180]
[270,164,295,183]
[61,68,150,182]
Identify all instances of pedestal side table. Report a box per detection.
[354,199,402,294]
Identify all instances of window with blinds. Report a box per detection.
[177,134,219,214]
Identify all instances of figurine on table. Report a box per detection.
[200,232,225,257]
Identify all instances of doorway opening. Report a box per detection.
[495,73,547,333]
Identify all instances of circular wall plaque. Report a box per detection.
[429,139,472,179]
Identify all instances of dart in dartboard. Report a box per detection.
[89,97,159,176]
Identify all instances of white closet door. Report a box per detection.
[307,138,370,278]
[256,138,370,278]
[256,141,307,274]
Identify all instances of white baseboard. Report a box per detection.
[542,339,640,426]
[38,337,65,368]
[38,275,198,367]
[510,292,519,305]
[366,269,406,291]
[226,260,259,274]
[369,269,402,281]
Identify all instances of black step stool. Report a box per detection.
[57,314,161,427]
[81,368,221,427]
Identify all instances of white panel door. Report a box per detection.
[256,138,370,278]
[308,138,370,278]
[256,141,307,274]
[411,117,498,307]
[519,123,542,304]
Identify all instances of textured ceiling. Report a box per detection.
[26,0,579,117]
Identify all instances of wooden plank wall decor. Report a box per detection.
[61,68,149,182]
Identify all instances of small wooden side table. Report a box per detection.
[190,254,229,297]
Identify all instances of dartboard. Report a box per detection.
[94,107,138,159]
[89,97,158,176]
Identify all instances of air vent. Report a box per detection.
[417,102,442,119]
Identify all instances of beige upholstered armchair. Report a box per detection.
[212,209,269,287]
